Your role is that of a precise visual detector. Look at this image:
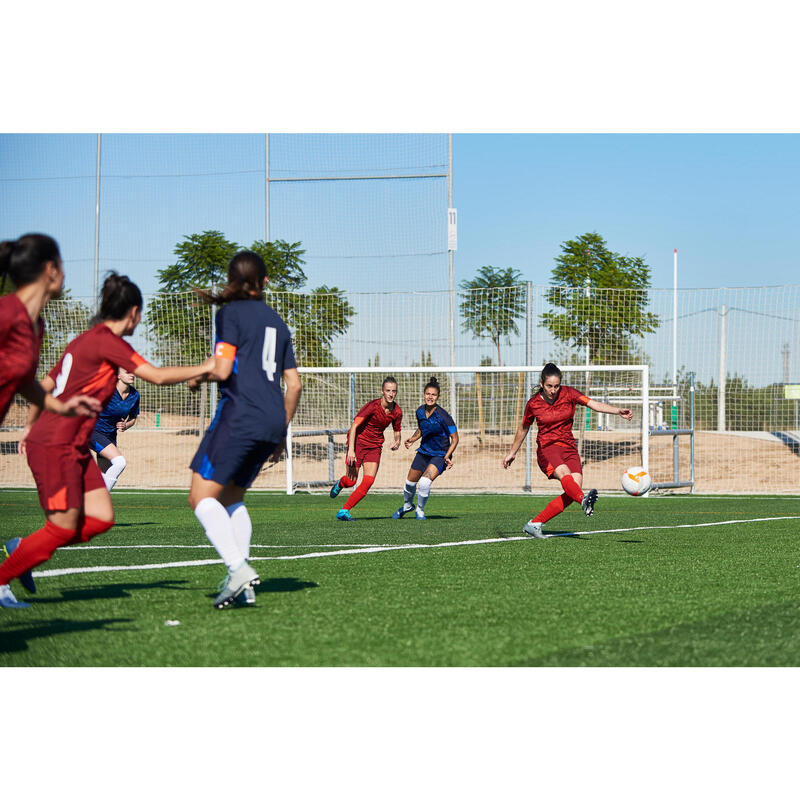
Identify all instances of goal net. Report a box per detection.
[285,365,651,495]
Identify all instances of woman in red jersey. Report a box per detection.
[330,376,402,521]
[0,234,101,424]
[0,273,214,609]
[502,362,633,539]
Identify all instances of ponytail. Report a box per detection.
[194,250,267,306]
[95,272,143,322]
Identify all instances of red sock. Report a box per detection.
[69,516,114,545]
[560,475,584,504]
[0,520,75,584]
[533,493,574,524]
[343,475,375,510]
[338,475,356,489]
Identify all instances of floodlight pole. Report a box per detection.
[265,134,270,241]
[93,134,101,312]
[448,134,457,421]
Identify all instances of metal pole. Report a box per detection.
[447,134,457,424]
[718,304,727,432]
[265,134,270,241]
[672,248,678,431]
[525,282,532,492]
[642,365,650,495]
[93,133,101,312]
[690,372,695,493]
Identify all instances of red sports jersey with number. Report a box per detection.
[27,324,147,449]
[349,398,403,449]
[0,293,45,423]
[522,385,589,449]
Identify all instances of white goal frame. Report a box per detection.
[286,365,650,495]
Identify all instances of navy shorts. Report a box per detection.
[410,450,446,476]
[90,431,117,453]
[190,425,278,489]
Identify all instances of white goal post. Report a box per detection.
[286,365,651,495]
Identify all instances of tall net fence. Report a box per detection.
[2,285,799,493]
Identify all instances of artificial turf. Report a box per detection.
[1,489,799,667]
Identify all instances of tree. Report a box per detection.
[146,231,355,370]
[540,232,660,366]
[459,265,526,435]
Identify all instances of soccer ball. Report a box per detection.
[621,467,651,496]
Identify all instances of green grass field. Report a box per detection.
[1,489,799,667]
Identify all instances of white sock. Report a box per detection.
[226,502,251,561]
[103,456,127,490]
[403,480,417,507]
[417,476,432,511]
[194,497,244,570]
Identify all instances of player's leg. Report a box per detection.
[414,460,442,520]
[331,458,359,498]
[392,462,424,519]
[341,456,379,514]
[91,434,128,492]
[217,482,256,605]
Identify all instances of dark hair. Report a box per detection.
[382,376,397,388]
[0,233,61,291]
[424,376,440,394]
[539,362,562,388]
[97,272,143,321]
[195,250,267,305]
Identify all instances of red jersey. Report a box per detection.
[522,385,589,449]
[350,398,403,449]
[27,324,147,449]
[0,293,45,424]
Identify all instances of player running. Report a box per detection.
[502,362,633,539]
[392,376,458,521]
[0,233,101,426]
[187,250,302,609]
[89,367,140,491]
[0,273,214,610]
[330,377,402,521]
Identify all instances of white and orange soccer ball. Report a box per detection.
[621,466,651,496]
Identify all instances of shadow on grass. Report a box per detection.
[112,522,157,527]
[204,577,318,601]
[0,617,134,654]
[31,579,191,604]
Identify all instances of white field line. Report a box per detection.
[59,543,386,550]
[31,516,799,580]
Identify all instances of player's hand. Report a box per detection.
[619,408,633,421]
[116,420,126,431]
[346,450,356,466]
[188,376,203,393]
[404,438,414,449]
[202,356,216,374]
[17,425,32,456]
[502,453,515,469]
[444,456,454,470]
[62,394,102,418]
[391,441,400,451]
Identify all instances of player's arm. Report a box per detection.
[443,430,460,469]
[502,421,531,469]
[137,357,215,387]
[404,427,421,448]
[118,415,137,432]
[586,397,633,421]
[345,414,365,465]
[268,367,303,463]
[17,377,102,419]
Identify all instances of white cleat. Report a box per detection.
[522,521,546,539]
[0,583,30,609]
[214,562,260,609]
[415,508,426,521]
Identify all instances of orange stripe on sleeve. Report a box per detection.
[577,394,590,405]
[215,342,237,360]
[131,352,147,368]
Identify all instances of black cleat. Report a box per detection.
[581,488,598,517]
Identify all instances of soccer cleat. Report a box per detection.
[0,584,30,609]
[392,503,414,519]
[213,562,260,609]
[415,508,426,521]
[581,488,598,517]
[329,479,342,499]
[336,509,352,522]
[3,538,36,594]
[234,586,257,606]
[523,520,546,539]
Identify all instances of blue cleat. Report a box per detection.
[336,509,352,522]
[0,584,30,609]
[392,503,413,519]
[329,479,342,499]
[3,538,35,594]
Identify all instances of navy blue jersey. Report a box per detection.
[92,387,140,438]
[211,299,297,443]
[415,404,457,457]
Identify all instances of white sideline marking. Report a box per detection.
[59,543,385,550]
[30,516,799,580]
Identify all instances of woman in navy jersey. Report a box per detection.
[0,233,100,426]
[0,273,213,610]
[188,251,302,609]
[502,362,633,539]
[89,366,140,490]
[392,376,458,522]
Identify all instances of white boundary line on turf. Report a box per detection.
[59,543,387,550]
[31,515,799,579]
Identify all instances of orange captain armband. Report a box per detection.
[214,341,237,360]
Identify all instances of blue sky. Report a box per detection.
[2,133,800,298]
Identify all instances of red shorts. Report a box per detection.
[537,442,582,480]
[26,442,106,511]
[353,441,382,468]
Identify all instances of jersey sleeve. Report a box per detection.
[214,306,239,360]
[130,393,141,419]
[439,409,457,433]
[522,398,536,427]
[355,400,376,421]
[393,407,403,431]
[106,335,147,372]
[566,386,590,405]
[280,324,297,371]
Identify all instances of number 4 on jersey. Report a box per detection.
[262,326,277,381]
